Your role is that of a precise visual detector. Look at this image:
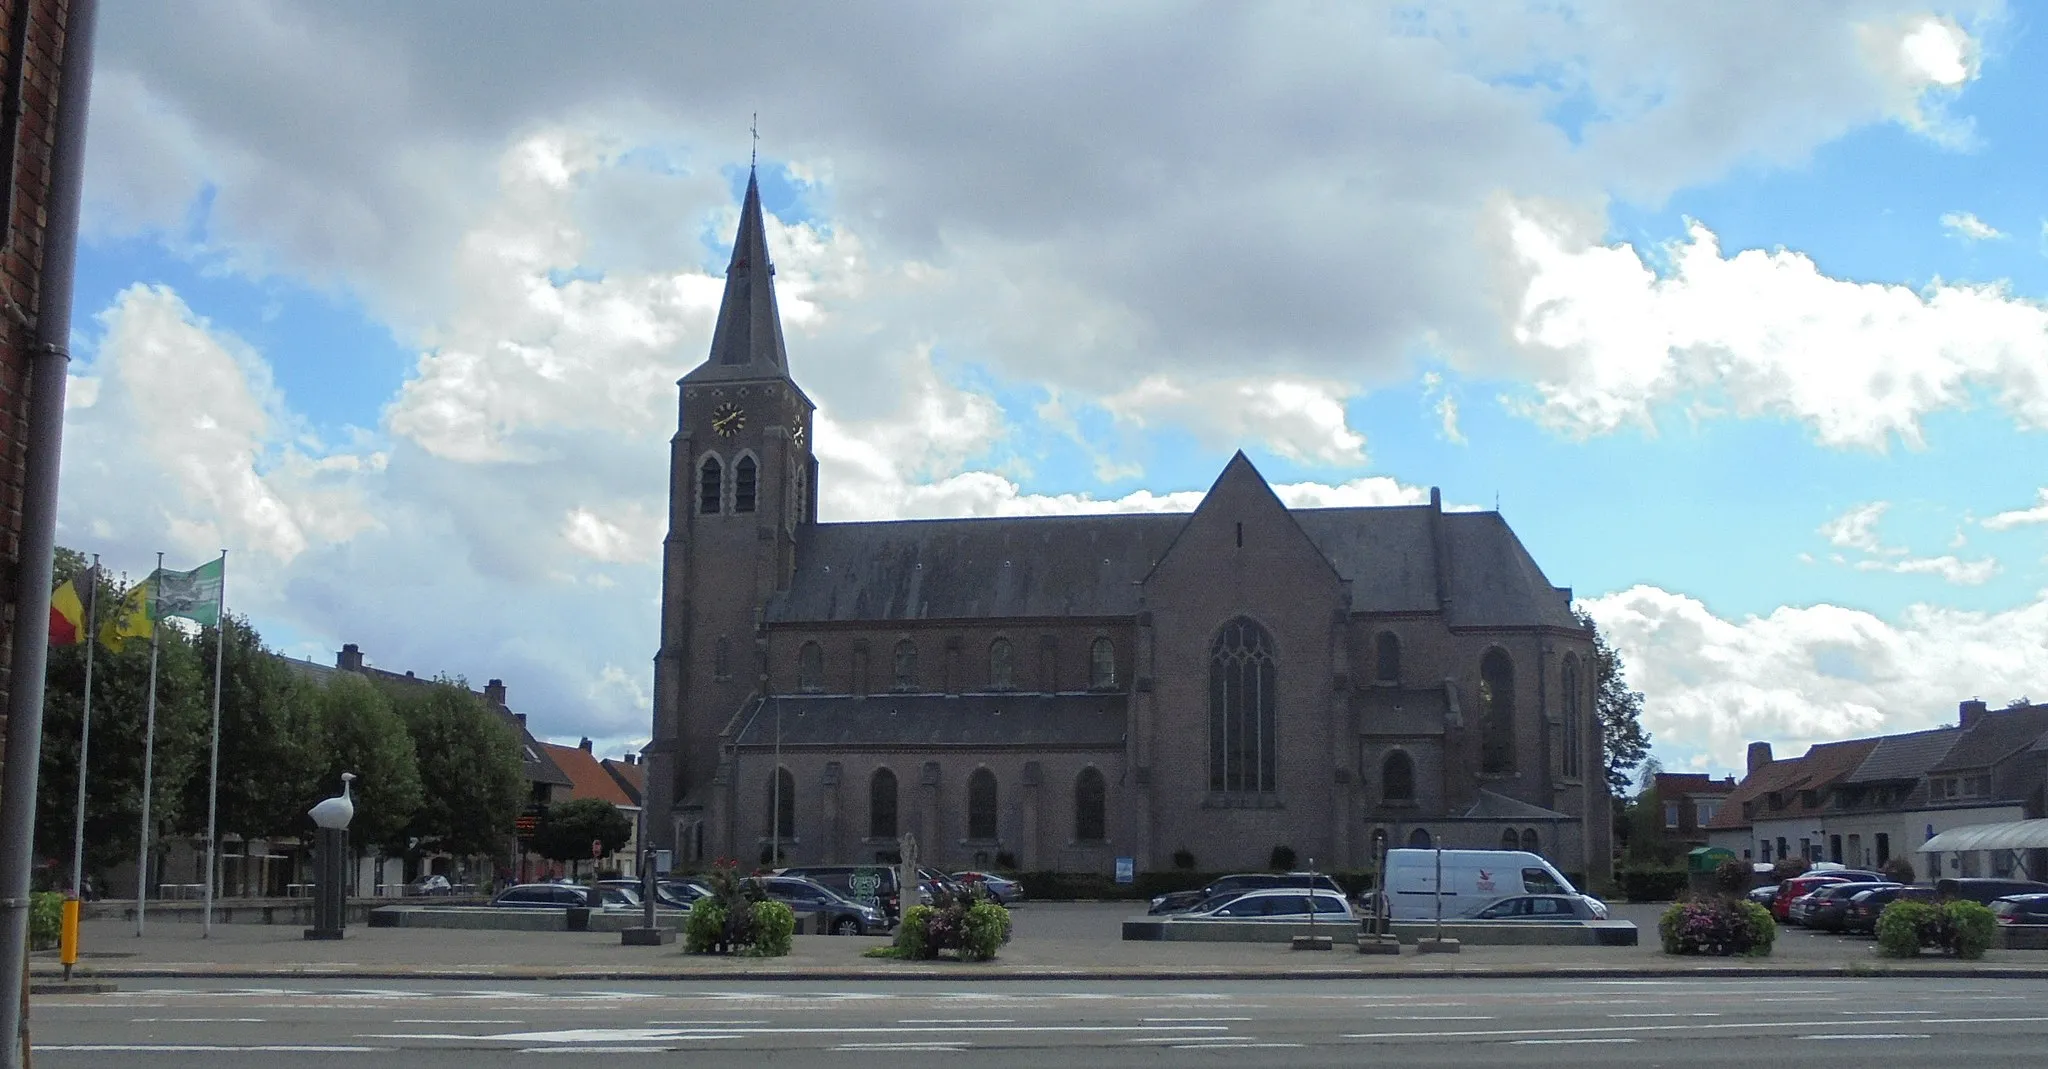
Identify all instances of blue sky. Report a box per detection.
[61,2,2048,778]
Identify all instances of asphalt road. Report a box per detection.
[26,975,2048,1068]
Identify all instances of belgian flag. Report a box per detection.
[48,578,86,646]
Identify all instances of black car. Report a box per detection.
[489,883,636,909]
[1842,885,1934,935]
[1991,893,2048,926]
[1148,873,1347,915]
[597,879,707,911]
[744,875,891,935]
[1935,877,2048,904]
[1746,884,1779,907]
[1805,882,1897,932]
[778,865,906,918]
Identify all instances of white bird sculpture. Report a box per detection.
[310,772,357,830]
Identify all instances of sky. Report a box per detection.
[60,0,2048,778]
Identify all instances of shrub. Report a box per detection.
[1945,901,1996,960]
[1712,857,1753,895]
[1876,899,1993,959]
[1876,900,1934,958]
[959,901,1013,961]
[746,900,796,958]
[28,892,62,952]
[1621,868,1688,902]
[1269,845,1298,872]
[895,904,936,960]
[683,900,728,954]
[1172,848,1198,871]
[1658,896,1774,956]
[1881,857,1916,884]
[1771,857,1809,883]
[887,888,1012,962]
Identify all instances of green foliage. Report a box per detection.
[894,905,935,960]
[181,617,325,844]
[1947,900,1997,960]
[28,892,63,951]
[1771,856,1809,882]
[1880,856,1916,884]
[1268,845,1298,871]
[312,673,423,854]
[392,681,525,858]
[959,901,1013,961]
[1577,609,1652,796]
[862,944,909,959]
[1876,900,1935,957]
[1712,857,1753,895]
[1876,899,1993,959]
[1620,868,1688,902]
[1658,896,1774,956]
[888,889,1012,962]
[747,900,796,957]
[532,797,634,864]
[683,900,728,954]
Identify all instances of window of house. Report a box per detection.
[1875,833,1890,866]
[766,766,794,839]
[1089,637,1116,690]
[1966,774,1993,797]
[1209,617,1277,793]
[1760,841,1773,863]
[1381,751,1415,803]
[698,456,723,514]
[1074,768,1106,842]
[1559,654,1582,778]
[1664,801,1680,829]
[1479,649,1515,774]
[734,455,758,513]
[1374,632,1400,684]
[988,638,1014,689]
[967,768,998,841]
[892,639,918,691]
[868,768,897,839]
[1695,800,1719,824]
[798,641,823,692]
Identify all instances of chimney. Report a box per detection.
[1746,741,1773,774]
[624,753,638,766]
[337,643,363,672]
[484,678,507,706]
[579,737,593,752]
[1960,698,1988,729]
[1427,487,1452,612]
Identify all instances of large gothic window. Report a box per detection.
[868,768,898,839]
[1560,654,1583,778]
[765,766,794,839]
[1089,637,1116,690]
[988,638,1014,690]
[734,455,758,513]
[1479,648,1517,774]
[1209,617,1277,793]
[1381,751,1415,803]
[1074,767,1107,842]
[893,639,918,691]
[798,641,824,692]
[967,768,998,841]
[698,456,723,514]
[1375,632,1401,684]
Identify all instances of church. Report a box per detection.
[644,172,1612,882]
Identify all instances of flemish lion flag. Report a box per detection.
[49,578,86,646]
[151,557,225,625]
[99,581,151,653]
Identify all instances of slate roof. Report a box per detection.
[1461,789,1573,821]
[1702,738,1879,830]
[731,693,1127,750]
[766,502,1578,628]
[541,742,637,809]
[1928,703,2048,773]
[1846,726,1961,783]
[680,169,791,386]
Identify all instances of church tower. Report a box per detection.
[646,170,818,858]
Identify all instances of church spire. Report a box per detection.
[684,167,790,383]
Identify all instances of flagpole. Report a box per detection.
[134,553,162,937]
[202,550,227,938]
[68,558,100,900]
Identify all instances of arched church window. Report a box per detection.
[988,638,1014,690]
[1479,648,1516,774]
[698,456,723,514]
[1521,828,1540,855]
[967,768,998,841]
[868,768,898,839]
[1074,767,1107,842]
[1560,654,1583,779]
[734,455,758,513]
[1089,637,1116,690]
[1408,827,1432,848]
[1375,632,1401,684]
[766,766,794,839]
[1381,751,1415,803]
[1209,617,1277,793]
[798,641,823,692]
[1501,827,1519,850]
[893,639,918,691]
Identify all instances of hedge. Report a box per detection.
[1620,868,1689,902]
[1877,899,1996,960]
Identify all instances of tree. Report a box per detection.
[531,797,632,869]
[388,680,525,859]
[310,673,423,855]
[1577,609,1652,798]
[176,616,326,846]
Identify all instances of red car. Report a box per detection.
[1773,874,1851,921]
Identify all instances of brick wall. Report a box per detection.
[0,0,70,775]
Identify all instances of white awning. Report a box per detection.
[1917,818,2048,854]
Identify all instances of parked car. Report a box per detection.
[1805,882,1898,933]
[951,871,1026,905]
[1469,894,1603,922]
[777,865,907,918]
[657,880,714,908]
[1774,874,1853,922]
[743,875,891,935]
[1935,878,2048,905]
[596,879,703,911]
[1149,873,1348,915]
[1990,893,2048,926]
[1379,849,1606,922]
[1163,888,1356,923]
[1843,885,1934,935]
[1746,883,1779,907]
[489,883,637,910]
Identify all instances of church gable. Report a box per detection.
[1143,451,1344,597]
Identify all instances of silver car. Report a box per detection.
[1165,888,1356,922]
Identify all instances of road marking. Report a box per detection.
[521,1046,681,1054]
[1345,1018,1921,1040]
[1514,1039,1638,1045]
[835,1043,969,1052]
[129,1017,267,1023]
[898,1018,1014,1024]
[369,1023,1232,1044]
[1839,1010,1934,1015]
[396,1018,527,1024]
[1804,1034,1931,1040]
[1141,1016,1253,1022]
[42,1045,392,1053]
[1609,1013,1718,1018]
[1173,1042,1303,1049]
[644,1019,770,1026]
[1385,1015,1494,1020]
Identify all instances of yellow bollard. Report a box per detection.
[60,896,81,981]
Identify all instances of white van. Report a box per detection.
[1378,849,1607,921]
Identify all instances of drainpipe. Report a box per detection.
[0,2,99,1065]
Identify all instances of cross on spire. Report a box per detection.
[751,113,758,170]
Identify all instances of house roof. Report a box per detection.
[603,758,645,806]
[1928,703,2048,774]
[1654,772,1738,797]
[1846,726,1961,784]
[1702,737,1880,831]
[540,742,636,809]
[1703,753,1807,831]
[731,692,1127,750]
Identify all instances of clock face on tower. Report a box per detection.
[712,402,746,437]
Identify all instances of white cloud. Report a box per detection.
[1581,583,2048,773]
[1853,553,1999,585]
[1420,371,1468,445]
[1815,500,1998,585]
[1819,501,1894,554]
[1984,488,2048,530]
[1100,377,1367,466]
[1940,210,2003,240]
[1500,208,2048,449]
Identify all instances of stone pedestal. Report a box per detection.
[1289,935,1334,951]
[1356,934,1401,955]
[303,827,349,941]
[621,927,676,946]
[1415,937,1462,954]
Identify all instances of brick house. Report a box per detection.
[1650,771,1738,852]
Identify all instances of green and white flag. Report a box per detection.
[151,556,225,625]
